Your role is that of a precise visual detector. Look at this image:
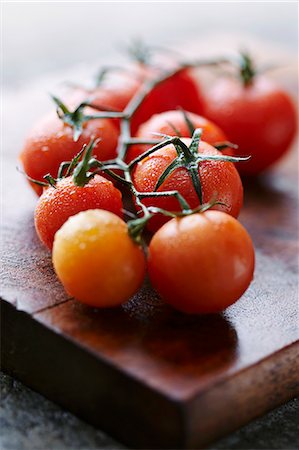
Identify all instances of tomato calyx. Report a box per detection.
[51,95,126,141]
[127,214,151,245]
[146,129,248,204]
[168,108,238,153]
[238,52,256,87]
[127,195,226,244]
[20,144,88,189]
[20,139,123,190]
[125,38,184,68]
[126,39,154,66]
[73,140,130,187]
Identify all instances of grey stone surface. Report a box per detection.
[0,373,123,450]
[0,372,298,450]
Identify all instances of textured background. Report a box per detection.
[1,372,298,450]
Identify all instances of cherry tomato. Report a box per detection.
[68,69,141,117]
[132,138,243,232]
[52,209,146,308]
[19,110,119,195]
[126,109,230,163]
[202,76,297,175]
[35,175,123,250]
[148,210,255,314]
[68,64,203,134]
[130,66,204,133]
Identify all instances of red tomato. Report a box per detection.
[68,64,203,135]
[53,209,146,308]
[202,76,297,175]
[148,210,255,314]
[126,109,230,163]
[35,175,123,249]
[130,66,204,133]
[19,110,119,195]
[132,138,243,232]
[68,70,141,116]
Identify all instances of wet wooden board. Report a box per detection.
[1,144,299,448]
[1,51,299,447]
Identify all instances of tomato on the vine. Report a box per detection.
[35,175,123,249]
[202,57,297,175]
[132,138,243,232]
[126,109,230,163]
[68,69,141,119]
[148,210,255,314]
[68,64,203,134]
[53,209,146,308]
[130,66,204,133]
[19,110,119,195]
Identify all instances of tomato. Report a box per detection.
[132,138,243,232]
[52,209,146,307]
[148,210,255,314]
[19,110,119,195]
[202,76,297,175]
[68,69,141,117]
[68,64,203,135]
[35,175,123,250]
[130,66,204,133]
[126,109,230,163]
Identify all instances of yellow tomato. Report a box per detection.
[52,209,146,307]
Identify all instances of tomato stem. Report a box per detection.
[126,39,153,65]
[213,141,239,152]
[179,108,196,136]
[238,52,256,87]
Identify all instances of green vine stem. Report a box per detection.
[238,52,256,86]
[51,96,126,141]
[126,39,153,66]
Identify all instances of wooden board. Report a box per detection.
[1,145,299,448]
[1,54,299,446]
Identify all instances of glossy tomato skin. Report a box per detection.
[68,70,141,117]
[68,65,203,135]
[202,77,297,175]
[148,211,255,314]
[126,109,229,163]
[20,111,119,195]
[53,209,146,308]
[35,175,123,250]
[132,139,243,232]
[130,67,204,133]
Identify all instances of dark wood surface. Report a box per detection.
[2,142,299,448]
[1,59,299,448]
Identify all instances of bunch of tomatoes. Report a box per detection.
[19,49,297,314]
